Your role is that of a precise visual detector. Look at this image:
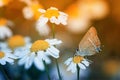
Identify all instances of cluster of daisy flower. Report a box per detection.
[0,7,68,71]
[21,0,51,36]
[0,0,101,79]
[0,34,62,71]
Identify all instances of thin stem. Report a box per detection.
[52,24,55,38]
[0,65,10,80]
[55,59,62,80]
[77,64,80,80]
[43,60,51,80]
[52,23,62,80]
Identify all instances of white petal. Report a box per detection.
[24,56,30,69]
[47,46,59,58]
[34,57,45,71]
[58,15,67,25]
[71,63,77,73]
[38,52,51,64]
[4,57,14,64]
[0,59,6,65]
[7,53,17,59]
[67,62,76,73]
[45,39,62,46]
[50,16,57,23]
[14,48,29,58]
[50,16,60,25]
[49,7,58,10]
[59,12,68,16]
[64,58,72,65]
[3,49,12,53]
[37,16,48,26]
[25,53,35,69]
[18,55,28,65]
[38,9,46,13]
[82,60,90,67]
[78,63,86,70]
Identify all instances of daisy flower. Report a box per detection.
[0,48,17,65]
[7,35,31,50]
[0,18,13,39]
[22,1,43,20]
[22,1,51,36]
[64,55,90,73]
[17,39,62,70]
[38,7,68,26]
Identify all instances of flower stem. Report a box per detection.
[52,24,55,38]
[43,60,51,80]
[77,64,80,80]
[52,23,62,80]
[0,65,10,80]
[55,59,62,80]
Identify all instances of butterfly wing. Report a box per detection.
[78,27,101,56]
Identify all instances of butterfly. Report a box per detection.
[76,27,101,56]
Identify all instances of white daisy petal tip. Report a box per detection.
[59,12,68,16]
[78,63,86,70]
[49,7,58,10]
[47,46,60,58]
[54,55,59,59]
[66,62,76,73]
[64,57,72,65]
[34,57,45,71]
[82,60,90,67]
[38,9,46,13]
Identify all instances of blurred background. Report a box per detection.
[0,0,120,80]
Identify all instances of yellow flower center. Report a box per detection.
[44,8,59,19]
[30,40,49,52]
[8,35,25,49]
[31,3,43,20]
[0,51,5,59]
[73,56,84,64]
[0,18,7,26]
